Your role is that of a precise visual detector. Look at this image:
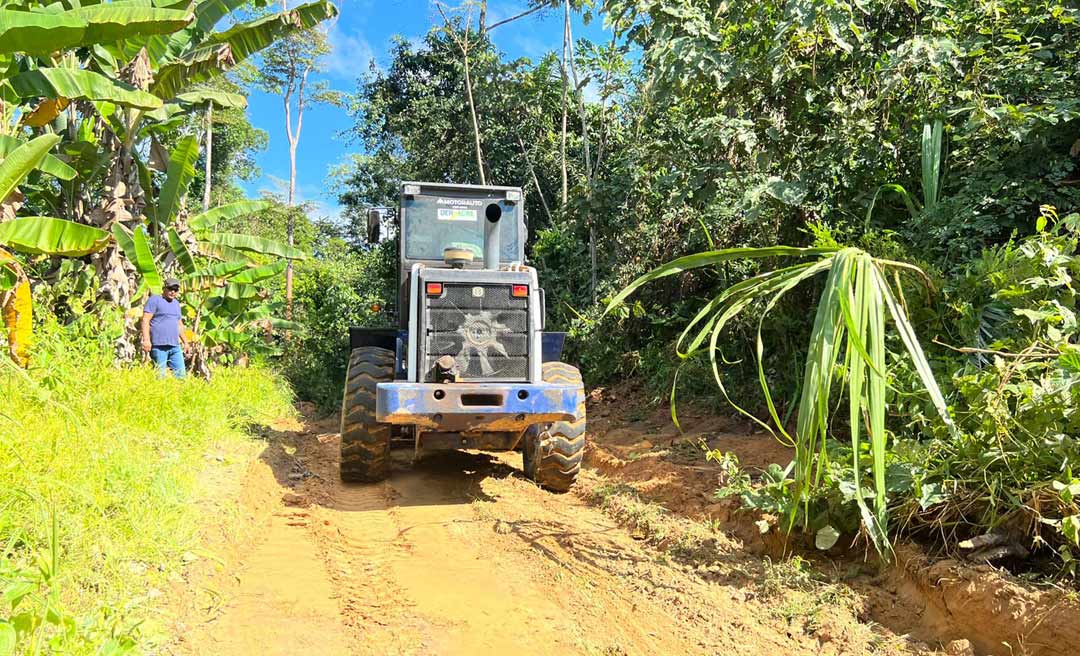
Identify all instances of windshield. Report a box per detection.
[403,193,522,261]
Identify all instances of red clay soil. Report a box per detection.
[583,382,1080,656]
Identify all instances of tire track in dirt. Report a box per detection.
[176,418,929,655]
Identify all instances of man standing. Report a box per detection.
[141,278,190,378]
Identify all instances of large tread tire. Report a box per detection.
[524,362,586,492]
[340,347,394,482]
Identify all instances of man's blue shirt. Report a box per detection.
[144,294,182,346]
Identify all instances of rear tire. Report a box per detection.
[340,347,394,482]
[524,362,586,492]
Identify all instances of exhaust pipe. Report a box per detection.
[484,202,502,270]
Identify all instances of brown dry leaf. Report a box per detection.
[0,250,31,367]
[0,188,25,222]
[123,48,154,90]
[149,137,170,172]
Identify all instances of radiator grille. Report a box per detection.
[423,283,530,381]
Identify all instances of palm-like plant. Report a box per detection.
[608,245,958,555]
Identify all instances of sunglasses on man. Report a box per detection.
[165,285,180,292]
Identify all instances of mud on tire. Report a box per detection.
[340,347,394,482]
[524,362,586,492]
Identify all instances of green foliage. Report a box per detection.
[893,210,1080,565]
[0,313,295,652]
[282,235,396,409]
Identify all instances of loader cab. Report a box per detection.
[396,182,527,329]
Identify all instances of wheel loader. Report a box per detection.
[340,182,585,491]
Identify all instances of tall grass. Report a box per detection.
[608,245,956,555]
[0,318,295,652]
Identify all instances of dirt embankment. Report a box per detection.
[583,384,1080,656]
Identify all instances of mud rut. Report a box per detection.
[171,420,921,656]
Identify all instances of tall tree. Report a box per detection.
[249,27,342,315]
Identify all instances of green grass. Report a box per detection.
[0,344,295,653]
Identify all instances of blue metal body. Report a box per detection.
[376,381,581,432]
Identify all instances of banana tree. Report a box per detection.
[2,0,337,318]
[108,137,304,374]
[0,135,112,366]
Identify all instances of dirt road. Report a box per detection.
[166,413,931,656]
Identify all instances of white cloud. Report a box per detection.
[324,22,376,80]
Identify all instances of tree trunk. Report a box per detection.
[559,1,569,205]
[462,39,486,185]
[202,103,213,212]
[286,141,296,319]
[563,0,596,300]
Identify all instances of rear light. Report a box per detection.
[425,282,443,296]
[511,284,529,298]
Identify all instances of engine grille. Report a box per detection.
[422,283,530,382]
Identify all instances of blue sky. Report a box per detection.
[241,0,613,221]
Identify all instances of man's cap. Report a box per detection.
[164,278,181,289]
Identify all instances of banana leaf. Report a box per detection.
[166,227,197,274]
[131,225,163,290]
[218,282,259,300]
[203,327,252,347]
[0,9,87,54]
[0,217,110,256]
[203,232,305,259]
[228,260,285,284]
[0,135,75,181]
[67,4,193,44]
[200,241,254,262]
[175,89,246,108]
[150,0,338,100]
[0,134,61,206]
[6,68,162,110]
[157,135,198,225]
[188,200,271,233]
[192,260,250,278]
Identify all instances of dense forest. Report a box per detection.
[2,0,1080,651]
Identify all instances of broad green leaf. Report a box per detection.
[188,200,271,233]
[6,68,162,110]
[158,135,199,225]
[175,89,247,108]
[203,327,251,347]
[228,260,286,284]
[219,282,259,300]
[111,223,137,263]
[68,4,193,44]
[191,260,250,279]
[0,135,75,181]
[166,228,196,274]
[0,134,60,203]
[0,10,86,55]
[131,225,163,290]
[150,0,339,100]
[203,232,305,259]
[763,177,807,205]
[0,217,110,256]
